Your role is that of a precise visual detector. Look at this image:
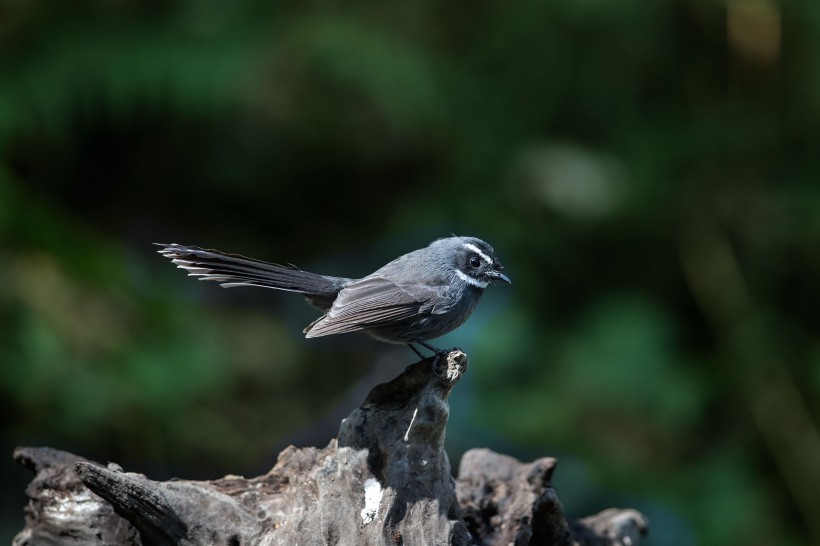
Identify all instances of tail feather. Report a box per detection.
[156,244,346,299]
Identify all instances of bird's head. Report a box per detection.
[437,236,511,289]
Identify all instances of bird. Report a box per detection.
[156,236,510,358]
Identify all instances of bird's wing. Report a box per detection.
[303,276,440,337]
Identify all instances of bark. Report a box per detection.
[13,350,648,546]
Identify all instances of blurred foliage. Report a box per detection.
[3,1,820,545]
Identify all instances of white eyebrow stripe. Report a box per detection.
[463,242,493,264]
[456,269,489,288]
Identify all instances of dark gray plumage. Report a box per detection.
[156,236,510,355]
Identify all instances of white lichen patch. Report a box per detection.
[360,478,383,524]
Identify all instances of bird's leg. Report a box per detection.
[411,339,448,358]
[407,343,426,359]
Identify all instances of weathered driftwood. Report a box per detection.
[13,350,648,545]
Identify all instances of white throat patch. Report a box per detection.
[456,269,489,288]
[463,242,493,265]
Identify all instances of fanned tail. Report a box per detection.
[156,244,346,302]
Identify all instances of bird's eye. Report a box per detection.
[469,256,481,268]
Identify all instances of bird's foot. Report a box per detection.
[433,348,468,381]
[409,340,465,380]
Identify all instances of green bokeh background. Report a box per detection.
[3,1,820,544]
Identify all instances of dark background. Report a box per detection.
[3,1,820,544]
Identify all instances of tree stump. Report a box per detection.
[12,350,649,545]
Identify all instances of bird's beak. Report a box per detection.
[487,270,512,285]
